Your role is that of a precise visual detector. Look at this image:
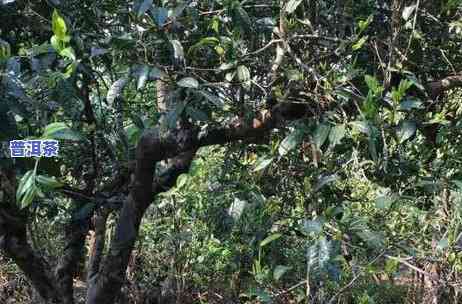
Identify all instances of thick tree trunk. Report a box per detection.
[0,168,62,303]
[86,210,109,284]
[55,216,89,304]
[1,221,62,303]
[86,147,196,304]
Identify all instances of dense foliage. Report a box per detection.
[2,0,462,303]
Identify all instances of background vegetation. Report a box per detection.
[2,0,462,303]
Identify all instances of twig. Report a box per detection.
[385,255,440,281]
[327,251,386,304]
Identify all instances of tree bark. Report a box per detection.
[86,126,196,304]
[0,168,62,303]
[86,210,109,284]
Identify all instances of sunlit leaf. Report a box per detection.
[329,124,346,147]
[402,5,417,21]
[36,175,63,188]
[52,10,67,39]
[136,65,150,90]
[237,65,250,83]
[16,170,35,200]
[273,265,291,281]
[254,156,273,172]
[303,219,323,234]
[285,0,303,14]
[43,122,83,141]
[228,197,247,221]
[352,36,368,50]
[260,233,282,247]
[177,77,199,88]
[59,47,76,61]
[170,39,184,61]
[397,120,417,143]
[107,77,129,105]
[176,174,188,189]
[279,129,304,156]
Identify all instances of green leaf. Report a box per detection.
[134,0,153,17]
[358,15,373,33]
[210,16,220,33]
[59,47,76,61]
[365,75,383,95]
[170,40,184,61]
[437,238,449,251]
[19,185,38,209]
[352,36,368,51]
[402,5,417,21]
[177,77,199,89]
[149,67,164,80]
[329,124,346,147]
[219,62,236,71]
[189,37,220,55]
[368,126,380,163]
[237,65,250,83]
[150,6,168,26]
[255,289,272,303]
[169,3,187,19]
[63,61,78,78]
[51,35,62,52]
[399,98,423,111]
[303,219,323,234]
[124,124,142,145]
[43,122,83,141]
[254,157,273,172]
[16,170,35,201]
[199,90,224,107]
[397,120,417,143]
[313,123,331,149]
[260,233,282,247]
[0,38,11,59]
[375,195,397,209]
[385,258,399,275]
[405,74,426,92]
[234,5,252,32]
[314,174,339,192]
[278,129,304,156]
[110,35,136,49]
[17,168,38,209]
[350,120,370,134]
[36,175,63,189]
[363,93,378,120]
[52,10,67,39]
[273,265,291,281]
[285,0,303,14]
[176,174,188,189]
[136,65,150,90]
[452,180,462,190]
[357,230,384,249]
[166,102,186,129]
[107,77,129,105]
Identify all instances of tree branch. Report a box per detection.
[428,74,462,99]
[86,140,197,304]
[0,169,61,303]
